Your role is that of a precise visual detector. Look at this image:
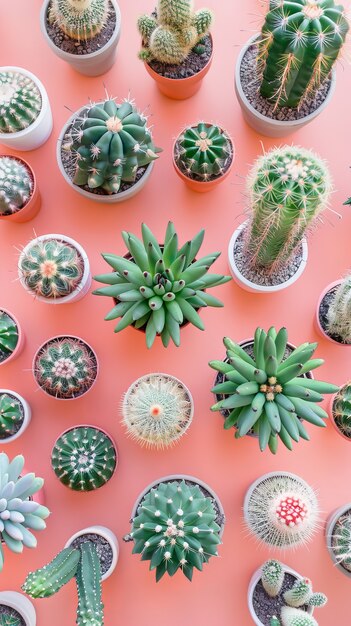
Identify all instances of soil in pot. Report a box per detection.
[253,574,308,625]
[174,135,233,184]
[0,605,25,626]
[0,392,24,439]
[318,285,348,344]
[70,533,113,576]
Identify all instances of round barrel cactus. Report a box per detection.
[175,123,233,181]
[0,70,42,133]
[0,157,33,216]
[48,0,110,41]
[0,392,24,439]
[0,311,18,363]
[333,381,351,437]
[331,513,351,572]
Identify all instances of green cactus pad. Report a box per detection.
[0,310,19,362]
[49,0,110,41]
[0,70,42,133]
[175,123,233,182]
[0,393,24,439]
[22,547,80,598]
[0,157,33,216]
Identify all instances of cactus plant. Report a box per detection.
[0,70,42,133]
[22,547,81,597]
[281,607,317,626]
[0,615,22,626]
[332,381,351,438]
[174,123,233,182]
[51,426,117,491]
[62,97,161,195]
[262,559,284,597]
[33,336,97,399]
[0,157,33,216]
[48,0,110,41]
[128,479,222,581]
[307,593,327,608]
[93,221,231,348]
[270,618,281,626]
[0,392,24,439]
[330,513,351,572]
[209,326,338,453]
[137,0,213,65]
[0,452,50,571]
[284,578,312,607]
[258,0,349,109]
[326,273,351,343]
[0,311,19,363]
[19,237,85,300]
[245,146,332,271]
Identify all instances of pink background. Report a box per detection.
[1,1,351,624]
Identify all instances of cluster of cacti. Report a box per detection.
[330,513,351,572]
[0,392,23,438]
[245,146,331,271]
[245,474,319,548]
[128,480,221,581]
[209,326,338,453]
[332,381,351,437]
[48,0,110,41]
[0,157,33,216]
[0,615,22,626]
[63,98,161,194]
[51,426,116,491]
[326,273,351,343]
[94,222,231,348]
[258,0,349,109]
[0,70,42,134]
[174,123,233,181]
[0,453,50,571]
[0,311,18,361]
[122,374,193,447]
[34,337,97,399]
[138,0,213,64]
[19,237,84,299]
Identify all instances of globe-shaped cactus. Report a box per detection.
[333,381,351,438]
[48,0,110,41]
[0,157,33,216]
[174,123,233,182]
[0,311,19,363]
[326,273,351,344]
[0,70,42,133]
[281,607,317,626]
[0,392,24,439]
[330,513,351,572]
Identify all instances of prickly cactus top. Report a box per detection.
[0,310,18,362]
[0,392,24,439]
[333,381,351,437]
[0,70,42,134]
[175,123,233,182]
[49,0,110,41]
[0,157,33,216]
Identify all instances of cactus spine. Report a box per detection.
[333,381,351,438]
[76,542,104,626]
[0,71,42,133]
[48,0,110,41]
[281,607,317,626]
[22,547,81,597]
[262,560,284,597]
[326,274,351,343]
[0,157,33,216]
[0,392,24,438]
[284,578,312,607]
[0,311,18,361]
[330,513,351,572]
[175,123,233,182]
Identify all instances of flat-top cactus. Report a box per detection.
[174,123,233,182]
[258,0,349,109]
[281,607,317,626]
[0,392,24,438]
[330,513,351,572]
[48,0,110,41]
[0,311,18,361]
[262,559,284,597]
[326,273,351,343]
[0,157,33,216]
[332,381,351,438]
[0,70,42,134]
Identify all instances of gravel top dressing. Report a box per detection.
[318,286,349,344]
[147,33,212,79]
[71,533,113,576]
[253,574,308,625]
[0,605,25,626]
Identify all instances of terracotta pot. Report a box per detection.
[0,156,41,223]
[325,504,351,578]
[0,591,36,626]
[0,390,31,443]
[64,525,119,581]
[0,309,25,366]
[315,280,351,346]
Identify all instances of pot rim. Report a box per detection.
[0,591,36,626]
[64,524,119,581]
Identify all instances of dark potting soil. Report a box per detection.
[318,286,348,345]
[174,136,233,183]
[0,605,25,626]
[71,533,113,576]
[0,392,24,439]
[253,574,308,625]
[147,33,212,79]
[45,1,116,55]
[240,43,332,121]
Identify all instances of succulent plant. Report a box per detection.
[63,97,161,195]
[330,513,351,572]
[0,157,33,216]
[245,473,319,549]
[93,222,231,348]
[0,615,22,626]
[0,392,24,439]
[281,607,317,626]
[332,381,351,438]
[174,123,233,182]
[210,326,338,453]
[0,311,18,362]
[262,559,284,597]
[19,237,85,300]
[284,578,312,607]
[258,0,349,109]
[128,479,222,581]
[0,453,50,571]
[245,146,332,271]
[0,70,42,133]
[48,0,110,41]
[138,0,213,64]
[51,426,117,491]
[326,273,351,343]
[33,336,97,399]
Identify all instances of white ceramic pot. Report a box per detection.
[234,34,336,138]
[18,233,91,304]
[314,280,351,346]
[0,592,36,626]
[0,389,31,443]
[325,503,351,578]
[64,525,119,581]
[228,221,308,294]
[0,66,53,151]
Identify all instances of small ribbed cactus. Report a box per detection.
[326,273,351,343]
[22,547,81,597]
[0,616,22,626]
[307,593,327,607]
[138,0,213,64]
[48,0,110,41]
[175,123,232,182]
[281,607,317,626]
[128,480,222,581]
[0,70,42,133]
[0,311,18,361]
[122,373,193,448]
[0,392,23,438]
[261,559,284,597]
[51,426,117,491]
[284,578,312,607]
[333,381,351,437]
[76,542,104,626]
[19,237,85,300]
[63,97,161,194]
[330,513,351,572]
[258,0,349,109]
[245,146,332,271]
[0,157,33,216]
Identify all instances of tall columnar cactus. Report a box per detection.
[330,513,351,572]
[128,480,222,581]
[174,123,233,181]
[19,238,84,299]
[333,381,351,437]
[63,98,161,194]
[258,0,349,109]
[76,542,104,626]
[48,0,110,41]
[281,607,317,626]
[93,222,231,348]
[0,157,33,216]
[51,426,117,491]
[0,616,22,626]
[326,274,351,343]
[0,71,42,133]
[284,578,312,607]
[22,547,81,597]
[245,146,332,271]
[262,560,284,597]
[0,311,18,360]
[138,0,213,64]
[0,393,24,438]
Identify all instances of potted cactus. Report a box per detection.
[137,0,213,99]
[51,425,117,491]
[122,372,194,448]
[0,67,52,151]
[329,381,351,441]
[123,475,225,581]
[209,326,338,454]
[32,335,98,399]
[0,309,24,366]
[325,503,351,578]
[172,122,234,192]
[18,234,91,304]
[228,146,332,293]
[234,1,349,137]
[315,273,351,345]
[40,0,121,76]
[93,221,231,347]
[57,95,162,203]
[0,390,31,443]
[0,156,40,223]
[248,559,327,626]
[0,592,36,626]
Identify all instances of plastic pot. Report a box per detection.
[0,591,36,626]
[325,503,351,578]
[315,280,350,346]
[0,308,25,366]
[0,155,41,222]
[0,389,31,443]
[65,525,119,581]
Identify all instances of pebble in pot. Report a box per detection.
[0,156,41,223]
[316,273,351,345]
